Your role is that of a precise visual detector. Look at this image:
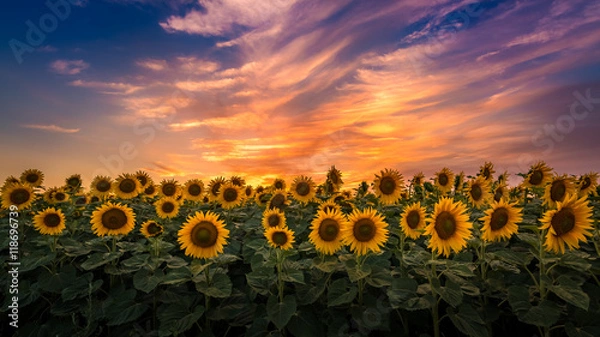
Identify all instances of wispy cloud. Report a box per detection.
[160,0,298,36]
[21,124,80,133]
[136,58,168,71]
[37,45,58,52]
[50,59,90,75]
[69,79,143,94]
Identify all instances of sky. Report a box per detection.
[1,0,600,189]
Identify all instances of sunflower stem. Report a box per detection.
[398,230,407,277]
[276,249,285,303]
[429,250,440,337]
[357,254,365,307]
[204,262,211,329]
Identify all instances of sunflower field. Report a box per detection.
[1,163,600,337]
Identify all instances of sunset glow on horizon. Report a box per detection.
[1,0,599,189]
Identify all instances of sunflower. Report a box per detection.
[65,174,83,192]
[255,191,270,207]
[90,175,113,199]
[20,168,44,187]
[73,194,89,206]
[290,175,316,204]
[467,176,491,208]
[522,161,553,188]
[543,174,576,208]
[309,209,347,254]
[454,171,465,194]
[52,188,69,203]
[183,179,204,202]
[424,197,472,258]
[140,220,163,238]
[400,202,427,239]
[207,177,226,202]
[90,202,136,236]
[412,172,425,186]
[265,226,295,250]
[2,176,20,191]
[88,193,101,203]
[218,182,243,209]
[434,167,455,194]
[113,173,142,199]
[493,183,509,202]
[327,165,343,192]
[318,199,342,214]
[143,184,158,198]
[243,185,254,200]
[479,162,495,181]
[577,172,598,197]
[255,186,266,194]
[178,211,229,259]
[272,178,286,191]
[341,208,389,256]
[372,168,404,205]
[229,175,246,187]
[540,194,593,254]
[268,189,289,210]
[480,200,522,242]
[497,171,509,185]
[33,207,66,235]
[1,183,35,210]
[155,197,180,219]
[135,170,153,189]
[262,208,287,230]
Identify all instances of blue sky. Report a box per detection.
[1,0,599,188]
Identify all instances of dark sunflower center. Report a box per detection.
[188,184,202,196]
[529,170,543,186]
[96,180,111,192]
[137,175,148,187]
[581,177,591,190]
[90,196,100,203]
[272,232,288,246]
[470,184,483,201]
[101,208,128,230]
[274,181,284,190]
[380,176,397,195]
[75,196,87,205]
[406,210,421,229]
[162,202,175,213]
[147,222,162,235]
[258,193,270,203]
[353,218,376,242]
[550,181,566,202]
[163,184,177,196]
[490,208,509,231]
[44,213,61,228]
[26,173,39,183]
[223,188,238,202]
[295,182,310,196]
[268,214,281,227]
[120,179,137,193]
[435,211,456,240]
[231,178,243,186]
[54,192,66,201]
[245,187,253,197]
[551,208,575,236]
[67,177,80,187]
[270,194,285,209]
[438,174,448,186]
[10,188,30,205]
[494,188,503,202]
[256,186,264,194]
[191,221,218,248]
[319,218,339,242]
[414,177,421,185]
[145,185,155,195]
[210,182,222,196]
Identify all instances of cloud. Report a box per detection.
[69,79,143,94]
[136,58,168,71]
[37,45,58,52]
[49,59,90,75]
[159,0,298,36]
[21,124,80,133]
